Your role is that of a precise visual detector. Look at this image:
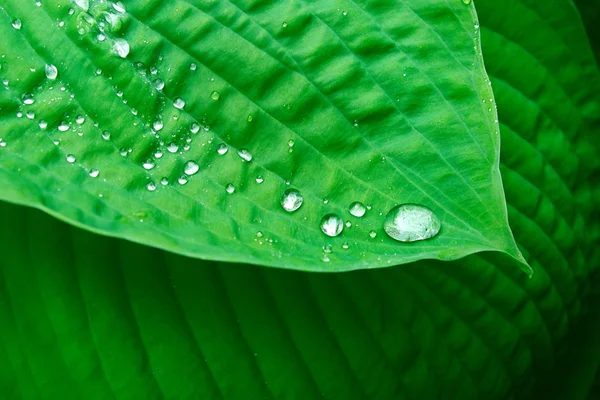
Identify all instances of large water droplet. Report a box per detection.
[383,204,441,242]
[320,214,344,237]
[113,38,130,58]
[237,149,253,162]
[348,201,366,217]
[184,161,199,176]
[45,64,58,80]
[280,189,303,212]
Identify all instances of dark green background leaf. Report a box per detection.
[1,0,599,399]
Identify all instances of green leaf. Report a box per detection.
[0,0,526,272]
[0,0,599,398]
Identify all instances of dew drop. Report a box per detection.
[142,160,155,170]
[154,79,165,91]
[320,214,344,237]
[369,230,377,239]
[58,121,69,132]
[26,111,35,119]
[75,0,89,11]
[349,201,366,217]
[342,242,349,249]
[101,131,111,140]
[323,244,333,254]
[189,63,197,71]
[177,176,188,185]
[160,177,169,186]
[173,97,186,109]
[12,19,22,30]
[167,142,179,153]
[211,91,220,100]
[462,0,472,4]
[282,21,288,28]
[39,120,48,129]
[66,154,76,163]
[184,161,199,176]
[146,182,157,191]
[22,93,34,105]
[190,122,200,133]
[75,115,85,124]
[89,169,99,178]
[112,38,130,58]
[237,148,253,162]
[280,189,303,212]
[217,143,228,155]
[225,183,235,194]
[45,64,58,80]
[256,175,264,184]
[153,120,163,131]
[383,204,441,242]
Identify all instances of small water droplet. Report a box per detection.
[89,169,99,178]
[153,120,163,131]
[320,214,344,237]
[12,19,22,30]
[184,160,199,176]
[462,0,472,4]
[352,119,359,127]
[190,122,200,133]
[66,154,76,163]
[75,115,85,124]
[22,93,34,105]
[75,0,89,11]
[211,91,220,100]
[177,176,188,185]
[142,160,155,170]
[323,244,333,253]
[154,79,164,91]
[101,131,111,140]
[44,64,58,80]
[39,120,48,129]
[173,97,186,109]
[160,177,169,185]
[247,114,253,122]
[113,38,130,58]
[225,183,235,194]
[237,149,253,162]
[288,139,294,147]
[369,231,377,239]
[256,175,264,184]
[189,63,197,71]
[167,142,179,153]
[26,111,35,119]
[345,221,352,228]
[349,201,366,217]
[342,10,348,16]
[280,189,303,212]
[146,182,157,191]
[282,21,288,28]
[342,242,349,249]
[217,143,228,155]
[58,121,69,132]
[383,204,441,242]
